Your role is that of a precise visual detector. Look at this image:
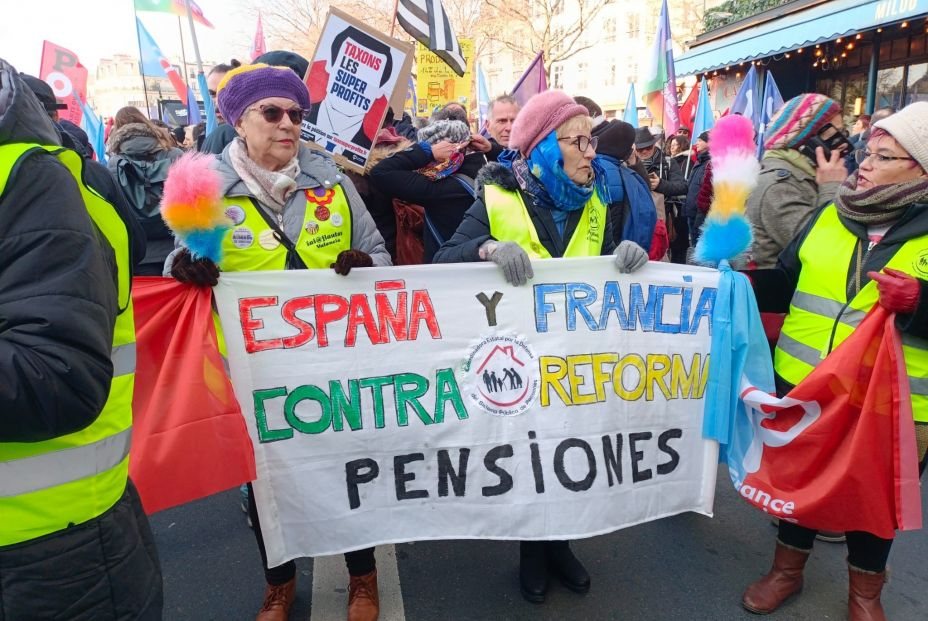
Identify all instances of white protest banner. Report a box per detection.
[214,259,721,567]
[301,8,413,173]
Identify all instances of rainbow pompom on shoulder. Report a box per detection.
[160,152,230,263]
[693,115,760,266]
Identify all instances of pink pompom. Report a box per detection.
[709,115,756,162]
[160,152,225,232]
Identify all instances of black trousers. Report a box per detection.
[246,483,375,585]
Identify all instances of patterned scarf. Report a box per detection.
[229,138,299,213]
[835,170,928,224]
[417,151,464,180]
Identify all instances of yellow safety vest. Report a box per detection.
[0,143,135,546]
[218,186,352,272]
[775,204,928,422]
[484,185,606,259]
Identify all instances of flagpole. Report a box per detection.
[184,1,205,75]
[178,16,191,89]
[133,9,153,117]
[390,0,400,37]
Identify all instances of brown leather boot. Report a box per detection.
[256,577,296,621]
[848,564,888,621]
[347,569,379,621]
[742,541,811,614]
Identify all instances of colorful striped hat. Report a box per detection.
[216,63,310,127]
[763,93,841,151]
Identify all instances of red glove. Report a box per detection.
[171,249,219,287]
[867,268,920,313]
[331,250,373,276]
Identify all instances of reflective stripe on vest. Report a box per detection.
[218,187,352,272]
[774,204,928,422]
[0,143,135,545]
[484,185,606,259]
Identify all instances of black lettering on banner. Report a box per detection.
[657,428,682,475]
[553,438,597,491]
[394,453,429,501]
[629,432,653,483]
[475,291,504,327]
[345,458,379,510]
[602,434,623,486]
[528,430,545,493]
[437,448,470,497]
[481,444,514,497]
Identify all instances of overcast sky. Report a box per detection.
[1,0,260,76]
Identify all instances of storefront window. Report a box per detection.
[876,66,905,110]
[843,73,868,127]
[907,63,928,105]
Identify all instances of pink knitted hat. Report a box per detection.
[509,90,590,157]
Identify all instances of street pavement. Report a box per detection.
[151,466,928,620]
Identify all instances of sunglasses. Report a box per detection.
[248,104,304,124]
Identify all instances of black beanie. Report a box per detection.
[592,119,636,161]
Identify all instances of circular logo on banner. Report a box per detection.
[913,250,928,278]
[462,333,539,417]
[231,227,254,249]
[330,212,343,227]
[314,206,331,222]
[258,229,281,251]
[224,205,246,225]
[45,72,73,97]
[305,221,320,235]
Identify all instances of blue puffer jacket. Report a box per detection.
[597,154,656,251]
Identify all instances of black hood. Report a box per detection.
[0,58,61,147]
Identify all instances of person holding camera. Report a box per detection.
[746,94,851,269]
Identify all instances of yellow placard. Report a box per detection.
[415,39,473,115]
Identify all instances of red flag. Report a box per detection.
[677,83,699,135]
[250,13,266,61]
[130,277,255,514]
[39,40,88,125]
[737,307,922,539]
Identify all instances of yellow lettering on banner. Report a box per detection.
[646,354,672,401]
[592,353,618,401]
[695,354,711,399]
[566,354,597,405]
[540,356,570,407]
[613,354,646,401]
[670,353,702,399]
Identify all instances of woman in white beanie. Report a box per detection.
[741,101,928,621]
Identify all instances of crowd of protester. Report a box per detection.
[2,47,927,621]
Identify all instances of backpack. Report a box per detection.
[114,156,174,241]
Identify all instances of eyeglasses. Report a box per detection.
[854,150,916,165]
[248,105,304,125]
[558,135,598,153]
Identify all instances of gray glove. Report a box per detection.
[613,240,649,273]
[487,241,534,286]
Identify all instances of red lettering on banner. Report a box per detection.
[314,294,350,347]
[345,294,382,347]
[409,290,441,340]
[376,291,408,341]
[240,296,284,353]
[281,296,315,348]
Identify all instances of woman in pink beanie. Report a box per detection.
[433,91,650,604]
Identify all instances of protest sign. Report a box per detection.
[39,40,88,125]
[301,8,413,173]
[214,259,721,567]
[415,39,473,116]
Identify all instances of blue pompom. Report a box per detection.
[693,214,753,266]
[184,228,228,264]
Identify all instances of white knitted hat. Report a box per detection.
[872,101,928,171]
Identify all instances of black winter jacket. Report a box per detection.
[655,152,689,201]
[432,162,616,263]
[685,150,711,219]
[369,143,486,262]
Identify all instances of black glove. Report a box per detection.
[331,249,374,275]
[170,249,219,287]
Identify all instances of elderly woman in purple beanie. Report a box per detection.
[434,90,649,603]
[164,63,389,621]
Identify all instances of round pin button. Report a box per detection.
[258,229,280,251]
[231,227,254,249]
[330,212,343,227]
[224,205,246,225]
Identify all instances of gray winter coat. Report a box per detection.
[746,153,842,269]
[165,142,390,272]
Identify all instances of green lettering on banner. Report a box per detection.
[330,379,362,431]
[254,387,293,443]
[433,367,468,423]
[359,375,394,429]
[285,385,332,434]
[393,373,433,426]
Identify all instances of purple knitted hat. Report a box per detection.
[509,90,589,157]
[216,63,311,126]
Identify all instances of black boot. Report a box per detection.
[546,541,590,594]
[519,541,548,603]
